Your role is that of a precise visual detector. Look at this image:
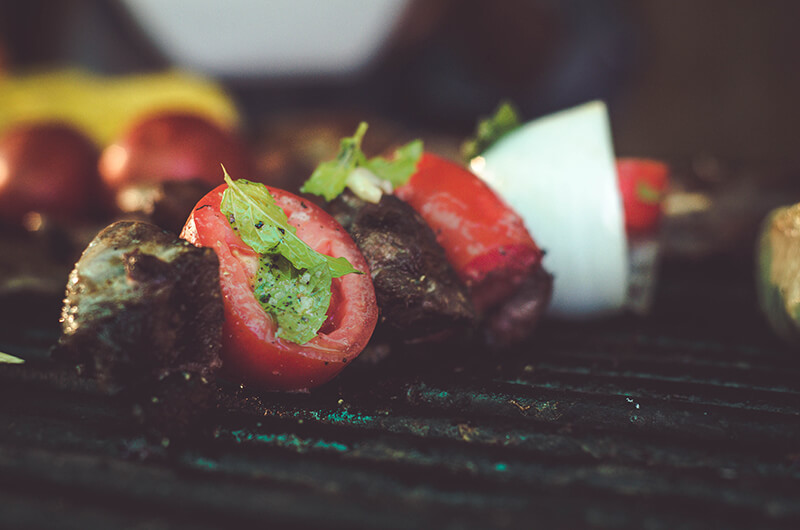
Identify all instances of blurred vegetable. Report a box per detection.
[99,112,251,192]
[757,203,800,344]
[0,122,104,225]
[616,158,669,234]
[0,69,238,145]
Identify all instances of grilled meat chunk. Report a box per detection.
[483,264,553,348]
[330,192,475,343]
[56,221,223,434]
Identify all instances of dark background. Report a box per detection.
[2,0,799,168]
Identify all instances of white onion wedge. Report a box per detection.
[471,101,628,318]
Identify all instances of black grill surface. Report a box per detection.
[2,254,800,529]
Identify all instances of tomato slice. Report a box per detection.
[181,184,377,391]
[616,158,669,234]
[395,152,544,313]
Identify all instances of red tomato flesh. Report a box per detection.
[395,153,543,313]
[181,184,377,391]
[616,158,669,234]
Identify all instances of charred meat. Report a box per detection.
[483,264,553,348]
[56,221,223,435]
[330,191,475,343]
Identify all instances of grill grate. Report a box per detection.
[2,255,800,529]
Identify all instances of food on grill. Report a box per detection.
[99,112,252,230]
[0,122,105,226]
[181,174,377,391]
[55,221,224,434]
[756,203,800,343]
[467,101,629,318]
[329,191,475,343]
[396,152,552,328]
[483,259,553,347]
[302,123,551,345]
[39,115,574,397]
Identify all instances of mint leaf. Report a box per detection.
[364,139,423,186]
[301,122,423,201]
[635,181,662,204]
[253,255,332,344]
[300,122,368,201]
[221,171,359,277]
[220,170,362,344]
[461,101,521,162]
[0,352,24,364]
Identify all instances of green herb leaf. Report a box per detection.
[300,122,368,201]
[221,171,359,278]
[0,352,25,364]
[364,139,424,186]
[635,181,663,204]
[461,101,521,162]
[220,170,362,345]
[254,255,332,344]
[301,122,423,200]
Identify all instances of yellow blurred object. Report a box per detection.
[0,69,240,145]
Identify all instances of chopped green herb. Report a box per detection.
[461,101,521,162]
[300,122,423,201]
[254,255,332,344]
[220,170,360,344]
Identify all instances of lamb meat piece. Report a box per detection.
[330,191,475,343]
[55,221,223,435]
[483,264,553,348]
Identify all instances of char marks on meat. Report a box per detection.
[55,221,223,435]
[330,192,475,343]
